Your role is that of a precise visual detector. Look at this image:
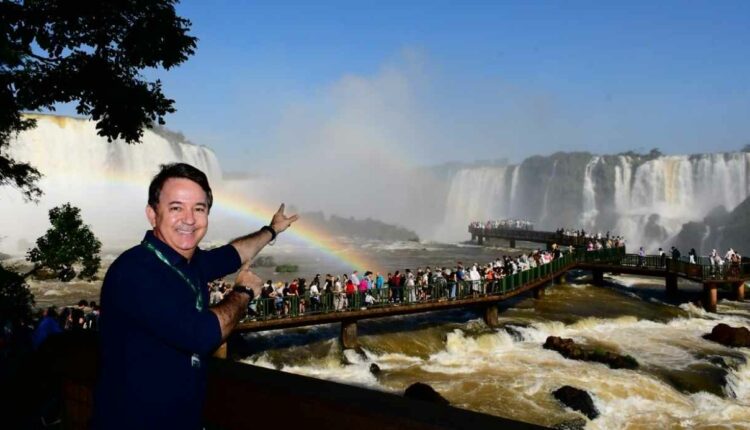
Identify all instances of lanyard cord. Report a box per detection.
[141,240,204,311]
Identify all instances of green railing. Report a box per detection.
[242,246,747,323]
[468,226,611,247]
[243,250,583,322]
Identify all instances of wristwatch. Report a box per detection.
[260,225,277,242]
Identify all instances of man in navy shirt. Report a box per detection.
[92,163,297,429]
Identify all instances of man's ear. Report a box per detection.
[145,205,157,228]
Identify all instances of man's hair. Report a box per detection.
[148,163,213,210]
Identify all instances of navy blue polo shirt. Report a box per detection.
[92,231,241,429]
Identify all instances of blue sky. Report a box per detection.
[96,1,750,171]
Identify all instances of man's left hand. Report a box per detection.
[270,203,299,234]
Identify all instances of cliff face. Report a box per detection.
[673,197,750,255]
[434,150,750,251]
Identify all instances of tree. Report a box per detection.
[0,263,35,329]
[1,0,197,200]
[27,203,102,281]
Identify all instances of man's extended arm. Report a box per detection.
[230,203,299,266]
[210,291,250,340]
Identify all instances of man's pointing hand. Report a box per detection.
[270,203,299,234]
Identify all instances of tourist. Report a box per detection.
[309,280,321,312]
[93,163,298,429]
[31,306,62,350]
[333,276,344,311]
[638,247,646,267]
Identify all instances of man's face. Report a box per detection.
[146,178,209,260]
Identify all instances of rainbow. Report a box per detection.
[211,190,378,272]
[45,170,379,272]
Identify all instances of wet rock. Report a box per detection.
[543,336,638,369]
[552,386,599,420]
[503,325,526,342]
[369,363,381,376]
[703,323,750,348]
[552,418,587,430]
[404,382,450,406]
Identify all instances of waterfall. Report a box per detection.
[435,166,510,241]
[0,114,224,254]
[580,156,600,230]
[438,151,750,249]
[508,165,520,217]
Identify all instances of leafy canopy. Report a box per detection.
[27,203,102,281]
[0,0,197,200]
[0,263,35,327]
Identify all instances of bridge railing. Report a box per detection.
[241,247,747,324]
[242,251,584,323]
[580,251,750,282]
[468,226,606,247]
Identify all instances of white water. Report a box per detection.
[435,166,511,241]
[242,286,750,429]
[437,152,750,251]
[0,115,223,254]
[581,156,600,231]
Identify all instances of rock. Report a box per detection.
[552,418,587,430]
[552,386,599,420]
[404,382,450,406]
[503,325,526,342]
[369,363,381,376]
[703,323,750,348]
[544,336,638,370]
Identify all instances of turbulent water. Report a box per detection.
[436,152,750,254]
[239,268,750,429]
[0,114,222,254]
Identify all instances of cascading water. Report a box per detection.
[436,151,750,252]
[435,166,511,241]
[0,114,223,254]
[580,156,600,231]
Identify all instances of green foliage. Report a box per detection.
[26,203,102,281]
[299,211,420,241]
[1,0,197,200]
[0,264,35,327]
[251,255,276,268]
[275,264,299,273]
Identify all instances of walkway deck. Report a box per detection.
[233,247,749,339]
[468,225,598,247]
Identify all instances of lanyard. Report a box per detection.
[141,240,204,312]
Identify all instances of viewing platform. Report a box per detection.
[223,246,749,356]
[468,225,601,248]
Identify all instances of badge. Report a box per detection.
[191,353,201,368]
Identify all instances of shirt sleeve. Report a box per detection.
[198,244,242,281]
[107,260,222,356]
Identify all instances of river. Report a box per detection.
[22,240,750,429]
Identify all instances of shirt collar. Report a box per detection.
[143,230,200,266]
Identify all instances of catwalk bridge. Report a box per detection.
[225,229,749,353]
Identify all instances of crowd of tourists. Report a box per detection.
[469,219,534,230]
[30,300,100,350]
[556,228,625,244]
[205,246,569,319]
[18,241,747,336]
[634,245,745,277]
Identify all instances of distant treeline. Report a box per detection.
[300,211,419,242]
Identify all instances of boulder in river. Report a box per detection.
[404,382,450,406]
[544,336,638,369]
[369,363,381,376]
[703,323,750,348]
[552,386,599,420]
